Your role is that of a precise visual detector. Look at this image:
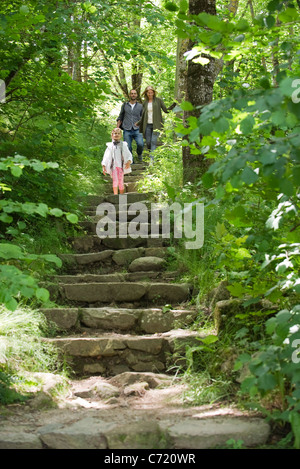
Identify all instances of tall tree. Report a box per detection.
[176,0,239,182]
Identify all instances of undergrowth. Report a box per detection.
[0,304,65,405]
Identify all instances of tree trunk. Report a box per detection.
[174,37,189,102]
[131,63,143,101]
[116,63,129,99]
[180,0,217,183]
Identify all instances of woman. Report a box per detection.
[136,86,169,162]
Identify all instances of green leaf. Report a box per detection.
[214,117,229,133]
[0,244,23,259]
[265,15,275,28]
[271,110,286,126]
[164,1,179,11]
[259,76,271,89]
[279,178,294,196]
[235,19,249,31]
[35,288,50,302]
[0,213,13,223]
[50,208,63,217]
[179,0,188,12]
[215,222,227,238]
[240,115,255,135]
[189,127,201,142]
[235,247,252,259]
[5,297,18,312]
[201,335,218,345]
[180,101,194,111]
[11,166,23,177]
[279,77,295,98]
[198,120,214,135]
[32,161,46,172]
[42,254,62,267]
[234,34,245,42]
[241,167,259,185]
[66,213,78,224]
[19,5,30,14]
[257,373,277,392]
[278,7,300,23]
[227,283,247,297]
[35,203,49,217]
[202,172,214,188]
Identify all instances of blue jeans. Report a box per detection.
[123,128,144,163]
[145,124,159,161]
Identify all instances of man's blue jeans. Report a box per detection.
[123,128,144,163]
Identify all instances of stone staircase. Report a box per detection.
[0,163,271,450]
[42,163,202,377]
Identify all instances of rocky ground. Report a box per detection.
[0,371,271,450]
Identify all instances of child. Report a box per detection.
[102,128,133,195]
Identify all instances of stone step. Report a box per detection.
[0,399,270,449]
[55,270,179,284]
[131,163,146,170]
[0,410,270,449]
[83,192,154,208]
[79,220,167,236]
[57,281,191,305]
[124,182,137,192]
[71,235,165,253]
[83,198,151,214]
[44,329,205,376]
[85,208,164,223]
[59,247,167,268]
[41,306,198,333]
[124,175,140,181]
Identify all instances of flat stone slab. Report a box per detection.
[104,192,154,204]
[58,247,167,269]
[44,330,204,375]
[163,417,270,449]
[59,282,191,304]
[46,335,128,357]
[146,283,191,303]
[0,432,43,449]
[0,411,270,449]
[80,308,139,331]
[62,282,147,303]
[39,417,115,449]
[42,308,79,330]
[55,273,126,284]
[59,250,114,265]
[41,307,197,333]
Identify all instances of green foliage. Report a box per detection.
[174,0,300,308]
[136,117,183,201]
[171,0,300,446]
[0,154,82,311]
[0,371,28,405]
[0,304,63,404]
[235,304,300,448]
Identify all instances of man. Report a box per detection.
[117,89,143,163]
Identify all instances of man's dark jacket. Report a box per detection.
[117,102,143,131]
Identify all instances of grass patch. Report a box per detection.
[0,304,65,405]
